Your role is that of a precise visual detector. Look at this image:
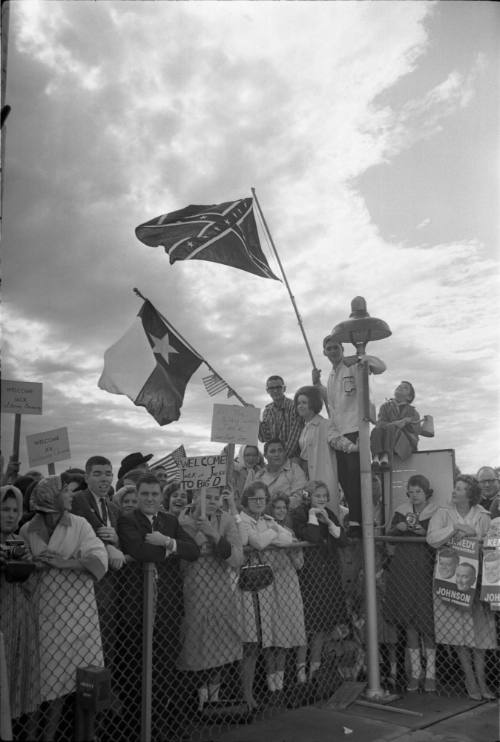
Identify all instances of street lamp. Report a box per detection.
[329,296,391,698]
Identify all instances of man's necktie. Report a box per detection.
[99,497,108,525]
[151,515,159,531]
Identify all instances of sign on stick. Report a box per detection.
[1,380,43,415]
[178,454,227,490]
[210,404,260,445]
[26,427,71,467]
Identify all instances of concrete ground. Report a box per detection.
[214,693,499,742]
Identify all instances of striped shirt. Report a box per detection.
[258,396,304,459]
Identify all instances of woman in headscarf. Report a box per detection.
[20,474,108,740]
[1,484,40,733]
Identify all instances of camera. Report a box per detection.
[1,537,27,560]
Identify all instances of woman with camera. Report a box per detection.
[1,484,40,733]
[19,473,108,740]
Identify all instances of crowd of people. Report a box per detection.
[1,351,500,739]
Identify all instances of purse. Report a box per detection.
[419,414,435,438]
[238,553,274,592]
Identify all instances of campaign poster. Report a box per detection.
[433,537,480,610]
[480,548,500,607]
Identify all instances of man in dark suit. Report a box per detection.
[71,455,125,569]
[117,473,200,740]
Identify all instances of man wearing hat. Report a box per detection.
[117,451,153,483]
[313,335,385,536]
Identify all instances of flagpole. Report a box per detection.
[251,187,318,371]
[132,288,250,407]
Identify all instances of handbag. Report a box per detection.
[419,414,435,438]
[238,552,274,592]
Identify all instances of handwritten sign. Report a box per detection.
[26,427,71,467]
[1,380,43,415]
[210,404,260,445]
[178,455,227,490]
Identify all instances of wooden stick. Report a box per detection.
[251,188,318,370]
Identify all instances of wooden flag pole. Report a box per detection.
[132,288,250,407]
[251,187,318,370]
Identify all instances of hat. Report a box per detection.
[118,452,153,481]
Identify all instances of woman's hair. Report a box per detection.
[407,474,433,499]
[270,492,290,509]
[0,485,24,530]
[455,474,481,505]
[293,385,324,415]
[263,438,285,457]
[301,480,329,506]
[241,481,270,508]
[400,381,416,403]
[162,483,192,510]
[60,471,86,492]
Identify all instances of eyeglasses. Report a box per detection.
[267,385,284,391]
[479,480,497,485]
[247,497,267,503]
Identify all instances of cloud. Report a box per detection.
[2,1,498,477]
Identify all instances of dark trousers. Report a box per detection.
[335,432,362,524]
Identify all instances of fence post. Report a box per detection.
[141,563,155,742]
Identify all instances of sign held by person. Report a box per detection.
[1,380,43,415]
[26,427,71,467]
[210,404,260,446]
[178,454,227,490]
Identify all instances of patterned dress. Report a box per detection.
[20,513,108,701]
[426,504,496,648]
[237,512,306,649]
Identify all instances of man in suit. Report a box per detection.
[117,473,200,740]
[117,472,199,563]
[71,455,125,569]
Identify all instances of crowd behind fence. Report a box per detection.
[4,536,499,742]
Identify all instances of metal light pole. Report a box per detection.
[329,297,391,698]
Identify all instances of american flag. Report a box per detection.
[135,198,279,280]
[202,373,228,397]
[151,444,186,482]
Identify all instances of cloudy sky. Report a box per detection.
[2,0,499,479]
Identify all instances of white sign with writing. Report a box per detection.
[178,455,227,490]
[1,380,43,415]
[210,404,260,445]
[26,427,71,467]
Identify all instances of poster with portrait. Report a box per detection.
[433,536,479,610]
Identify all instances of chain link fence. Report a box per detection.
[4,538,499,741]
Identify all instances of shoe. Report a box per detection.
[407,677,419,692]
[296,665,307,684]
[379,453,390,470]
[267,673,276,692]
[424,678,436,693]
[480,690,496,701]
[371,457,381,470]
[465,682,481,701]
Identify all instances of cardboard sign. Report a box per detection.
[210,404,260,445]
[480,548,500,606]
[26,427,71,467]
[1,380,43,415]
[433,537,479,610]
[178,454,227,490]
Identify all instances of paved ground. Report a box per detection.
[215,694,499,742]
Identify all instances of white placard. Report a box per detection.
[1,380,43,415]
[178,455,227,490]
[26,427,71,467]
[210,404,260,445]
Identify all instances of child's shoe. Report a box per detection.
[407,677,419,692]
[379,453,390,470]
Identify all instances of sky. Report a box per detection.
[2,0,499,480]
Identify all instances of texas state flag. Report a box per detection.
[98,299,202,425]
